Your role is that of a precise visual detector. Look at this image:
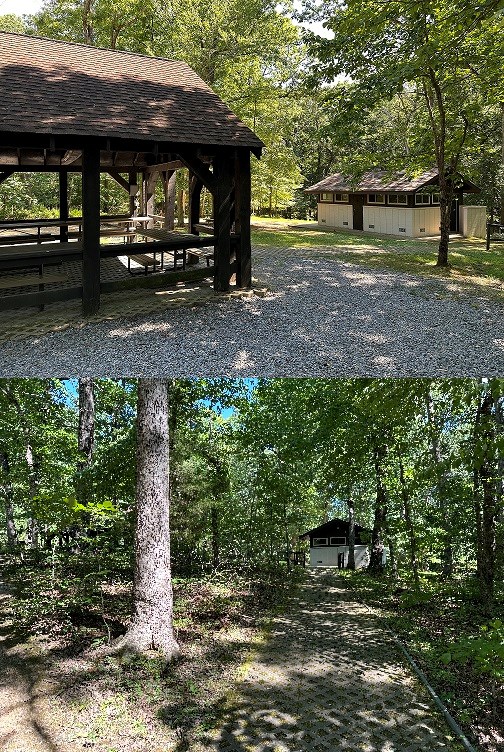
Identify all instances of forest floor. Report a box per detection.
[0,562,300,752]
[2,562,496,752]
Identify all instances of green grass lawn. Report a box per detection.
[251,219,504,298]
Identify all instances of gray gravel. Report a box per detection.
[1,247,503,376]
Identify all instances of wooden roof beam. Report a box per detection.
[107,170,130,192]
[61,149,82,166]
[176,151,216,193]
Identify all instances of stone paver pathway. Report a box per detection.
[203,569,462,752]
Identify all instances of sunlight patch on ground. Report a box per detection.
[233,350,255,370]
[108,321,173,337]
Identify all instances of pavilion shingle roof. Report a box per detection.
[305,168,479,194]
[0,32,264,151]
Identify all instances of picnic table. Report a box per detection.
[0,215,151,246]
[135,228,214,268]
[486,221,504,251]
[0,231,217,311]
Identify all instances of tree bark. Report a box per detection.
[500,102,504,225]
[78,378,95,462]
[368,445,387,574]
[436,179,453,267]
[347,496,355,570]
[25,443,39,549]
[474,384,497,613]
[117,379,179,659]
[399,456,420,590]
[425,387,453,577]
[177,189,185,227]
[0,450,18,548]
[164,170,176,231]
[77,377,95,508]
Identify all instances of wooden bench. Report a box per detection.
[0,272,69,310]
[186,248,214,266]
[193,223,214,234]
[126,253,161,275]
[0,233,54,246]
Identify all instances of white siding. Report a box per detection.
[461,206,486,238]
[363,207,414,236]
[411,207,440,237]
[310,545,369,568]
[317,202,353,230]
[361,207,442,237]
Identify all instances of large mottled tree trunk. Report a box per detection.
[347,496,355,570]
[118,379,179,659]
[1,450,18,548]
[500,102,504,225]
[368,445,387,574]
[77,377,95,509]
[399,456,420,590]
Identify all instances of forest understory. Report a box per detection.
[0,553,300,752]
[344,571,504,752]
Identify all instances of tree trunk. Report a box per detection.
[117,379,179,659]
[368,445,387,574]
[399,456,420,590]
[436,176,454,267]
[25,444,39,549]
[177,189,185,227]
[425,387,453,577]
[164,171,176,231]
[387,536,397,576]
[211,505,219,570]
[500,102,504,225]
[0,450,18,548]
[347,496,355,570]
[79,378,95,462]
[77,377,95,509]
[474,384,497,613]
[473,465,483,581]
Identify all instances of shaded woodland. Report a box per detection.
[0,378,502,749]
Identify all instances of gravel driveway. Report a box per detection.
[1,246,503,376]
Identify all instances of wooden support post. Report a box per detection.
[59,170,69,242]
[234,149,252,288]
[212,153,234,293]
[143,170,158,228]
[81,146,101,316]
[189,174,203,235]
[128,171,138,217]
[163,170,176,230]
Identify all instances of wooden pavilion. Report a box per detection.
[0,32,263,314]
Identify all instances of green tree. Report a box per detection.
[304,0,504,265]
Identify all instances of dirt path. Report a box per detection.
[200,569,464,752]
[0,581,60,752]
